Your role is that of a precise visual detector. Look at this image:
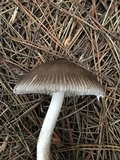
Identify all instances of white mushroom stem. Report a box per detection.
[37,92,64,160]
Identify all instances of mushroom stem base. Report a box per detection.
[37,92,64,160]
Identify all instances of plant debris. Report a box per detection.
[0,0,120,160]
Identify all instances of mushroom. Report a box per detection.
[13,58,104,160]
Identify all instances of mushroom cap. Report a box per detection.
[13,59,104,97]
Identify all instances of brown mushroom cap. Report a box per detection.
[13,59,104,96]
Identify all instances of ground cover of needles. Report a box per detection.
[0,1,120,160]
